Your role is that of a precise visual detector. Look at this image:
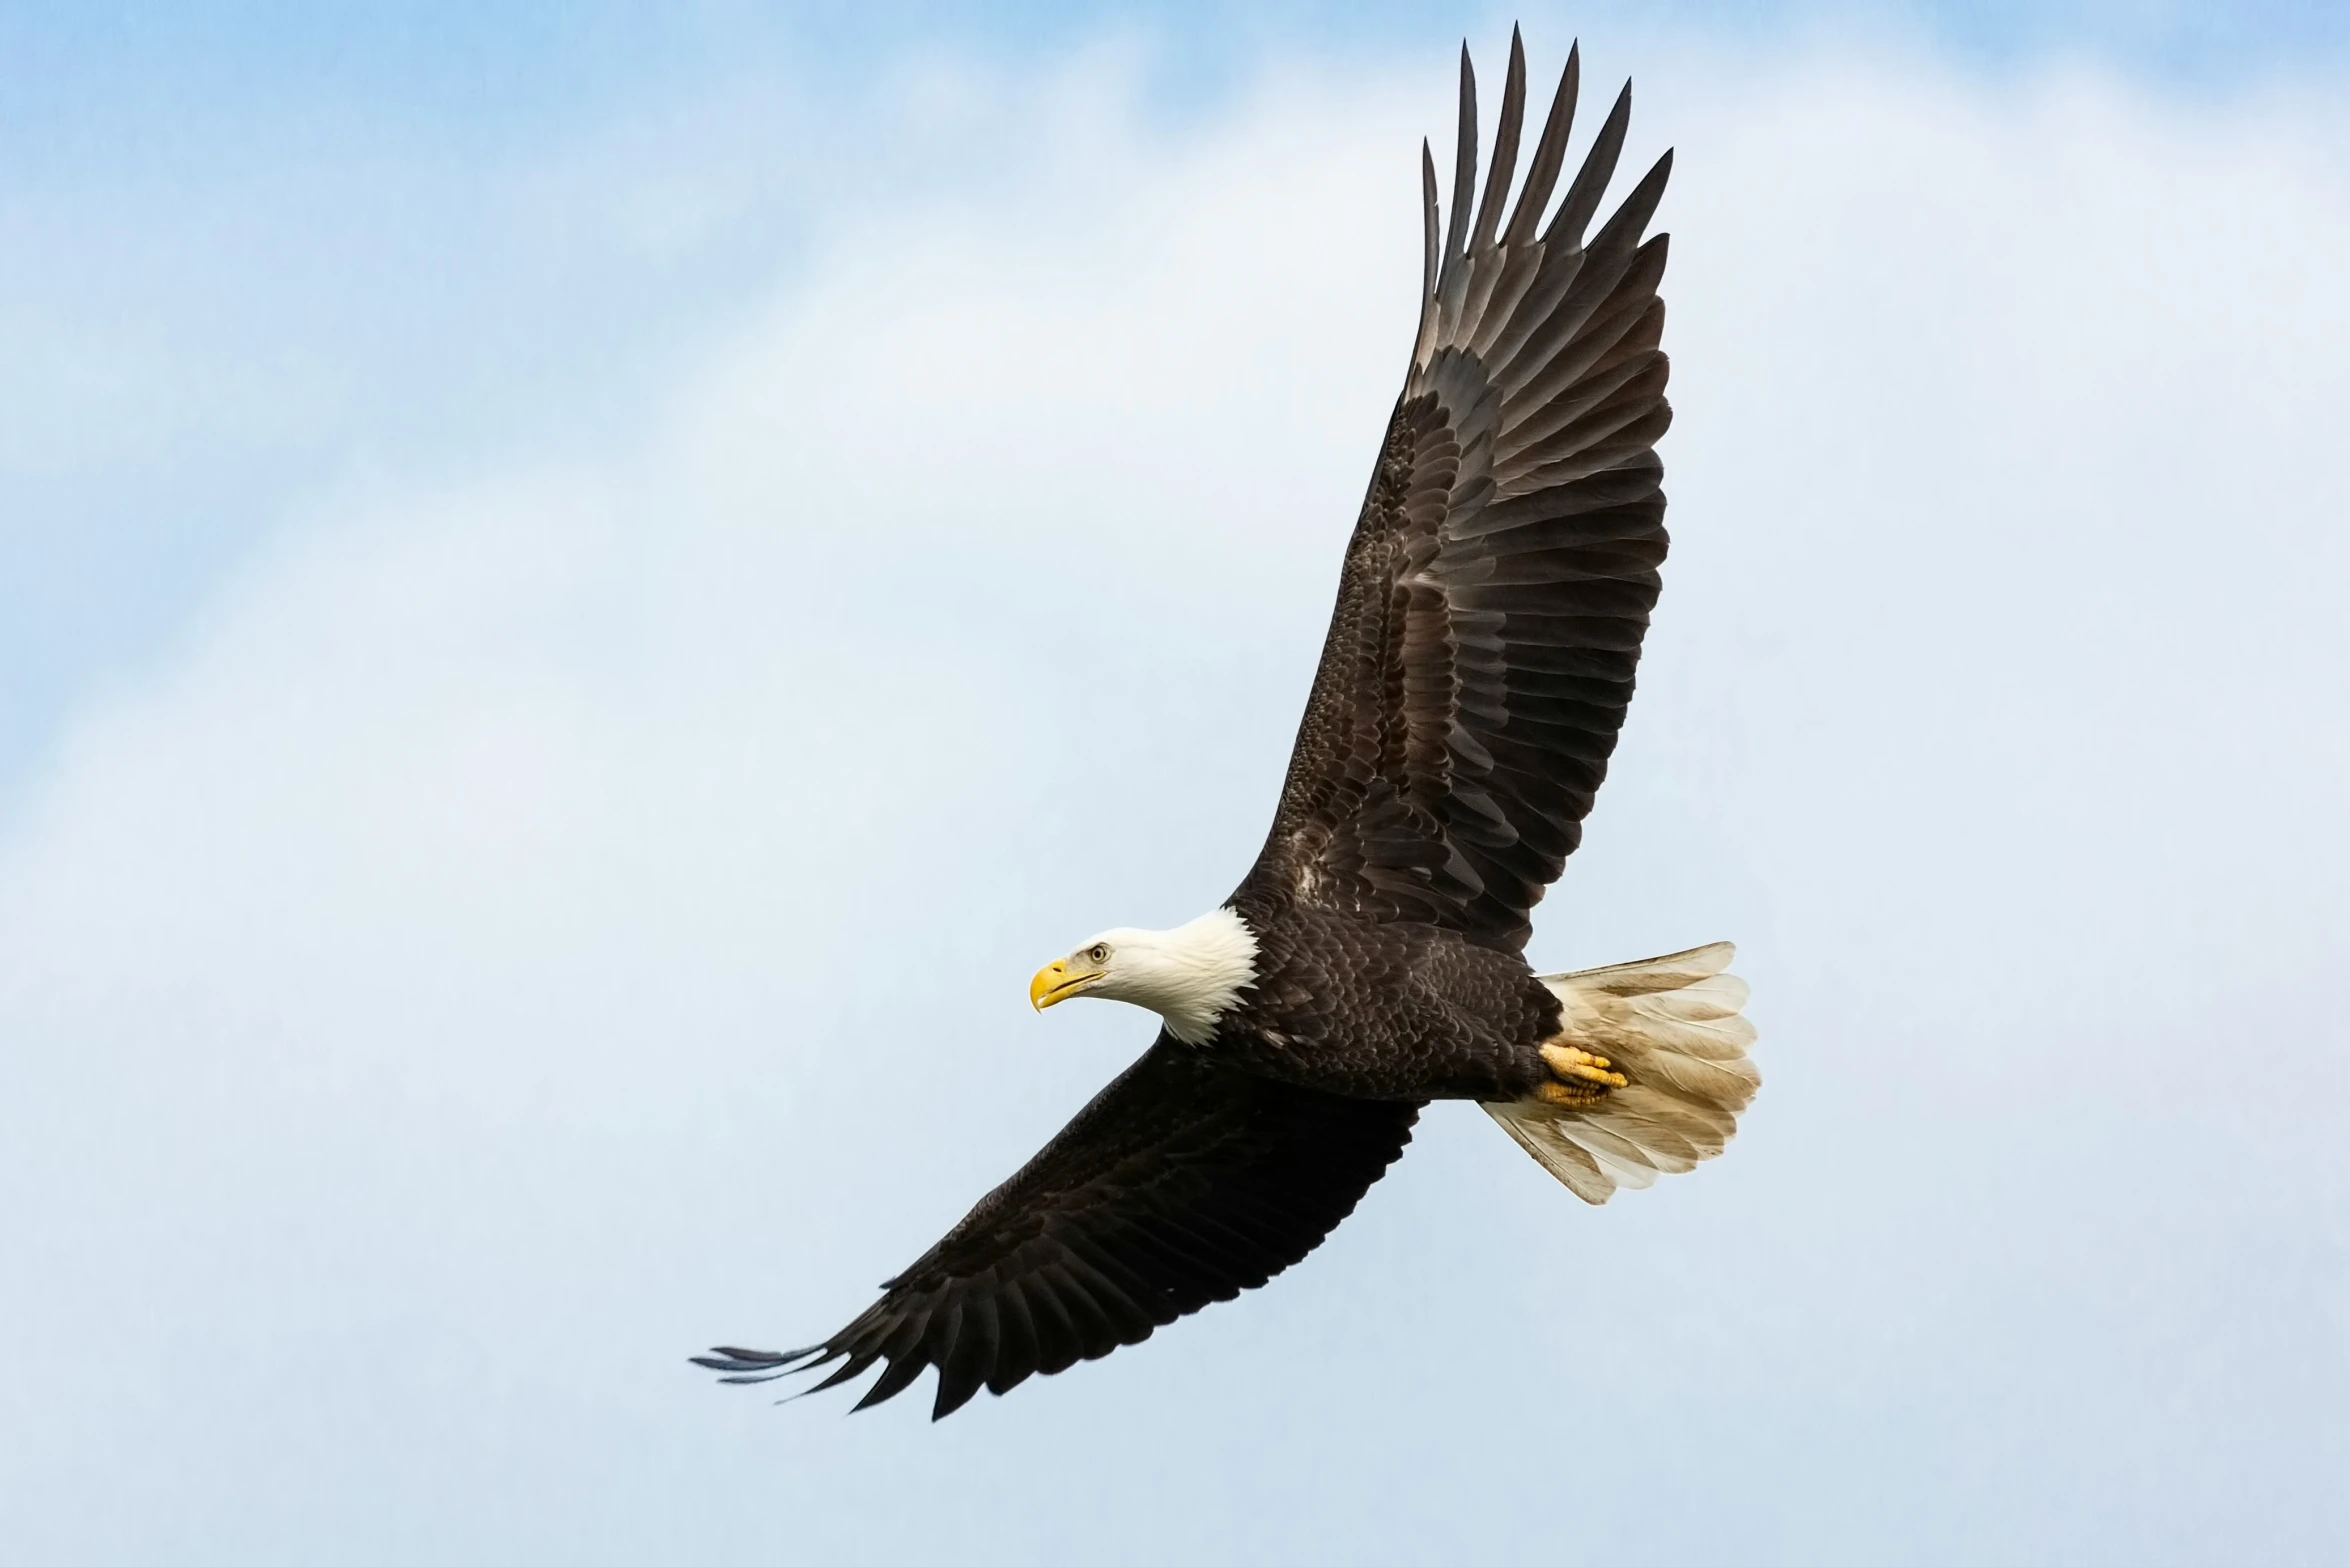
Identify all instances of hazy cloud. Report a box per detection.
[3,33,2345,1565]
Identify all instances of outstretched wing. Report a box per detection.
[1240,33,1675,952]
[696,1040,1419,1419]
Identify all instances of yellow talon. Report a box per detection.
[1534,1079,1610,1107]
[1540,1042,1629,1090]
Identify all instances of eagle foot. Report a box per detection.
[1537,1043,1628,1105]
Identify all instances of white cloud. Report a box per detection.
[3,35,2346,1565]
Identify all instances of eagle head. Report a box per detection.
[1028,907,1260,1045]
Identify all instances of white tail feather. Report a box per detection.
[1484,941,1759,1205]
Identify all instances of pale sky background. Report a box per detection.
[4,3,2347,1563]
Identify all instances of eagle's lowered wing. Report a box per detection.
[1242,32,1675,952]
[696,1039,1418,1419]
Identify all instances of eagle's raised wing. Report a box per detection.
[1239,34,1674,952]
[695,1040,1418,1419]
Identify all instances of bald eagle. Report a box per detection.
[696,31,1757,1419]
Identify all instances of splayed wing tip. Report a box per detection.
[692,1343,827,1381]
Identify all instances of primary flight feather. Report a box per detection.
[696,28,1757,1421]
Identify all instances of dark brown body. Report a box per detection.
[1218,895,1561,1102]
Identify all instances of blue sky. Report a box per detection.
[5,0,2346,803]
[5,5,2348,1564]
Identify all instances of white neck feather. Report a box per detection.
[1090,907,1259,1045]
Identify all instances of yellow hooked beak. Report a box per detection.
[1029,956,1103,1011]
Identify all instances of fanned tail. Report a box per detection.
[1484,941,1758,1204]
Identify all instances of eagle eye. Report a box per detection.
[1087,944,1110,965]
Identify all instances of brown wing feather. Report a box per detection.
[695,1039,1419,1419]
[1240,32,1674,951]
